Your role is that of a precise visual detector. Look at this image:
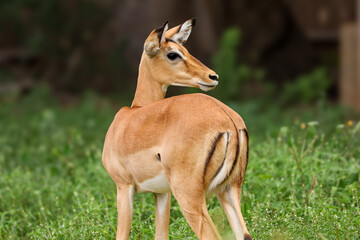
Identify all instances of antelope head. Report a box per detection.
[143,19,219,92]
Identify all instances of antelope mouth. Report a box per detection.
[197,81,218,91]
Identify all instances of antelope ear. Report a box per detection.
[171,18,196,45]
[144,21,168,57]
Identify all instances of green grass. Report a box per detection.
[0,88,359,239]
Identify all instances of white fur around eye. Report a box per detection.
[168,49,186,60]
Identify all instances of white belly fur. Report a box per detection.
[139,171,171,193]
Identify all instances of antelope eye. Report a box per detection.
[167,52,180,61]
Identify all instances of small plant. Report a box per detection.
[288,121,319,205]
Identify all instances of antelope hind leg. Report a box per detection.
[175,192,222,239]
[168,177,222,239]
[217,183,252,240]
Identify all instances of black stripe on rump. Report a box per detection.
[215,122,239,187]
[243,128,249,172]
[209,127,239,188]
[203,132,224,180]
[226,128,240,181]
[210,131,230,182]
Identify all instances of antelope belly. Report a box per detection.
[139,172,170,193]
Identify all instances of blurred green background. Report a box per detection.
[1,0,359,239]
[0,0,358,107]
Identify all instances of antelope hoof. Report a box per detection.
[244,233,253,240]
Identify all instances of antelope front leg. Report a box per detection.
[217,183,252,240]
[154,192,171,240]
[116,184,134,240]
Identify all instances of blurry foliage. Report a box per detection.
[211,28,331,108]
[0,0,132,92]
[281,67,330,105]
[211,28,266,101]
[211,28,245,100]
[0,0,108,51]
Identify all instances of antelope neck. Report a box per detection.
[131,53,167,108]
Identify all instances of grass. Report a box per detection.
[0,88,359,239]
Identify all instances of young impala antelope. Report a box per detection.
[102,19,252,240]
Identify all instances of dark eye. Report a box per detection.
[167,52,180,61]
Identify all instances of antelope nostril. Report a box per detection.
[209,74,218,81]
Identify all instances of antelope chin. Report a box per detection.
[171,82,192,87]
[197,81,218,91]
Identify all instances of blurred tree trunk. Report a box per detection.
[340,23,360,111]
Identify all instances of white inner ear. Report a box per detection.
[172,20,193,44]
[144,23,169,57]
[144,41,160,56]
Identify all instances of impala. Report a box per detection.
[102,19,252,240]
